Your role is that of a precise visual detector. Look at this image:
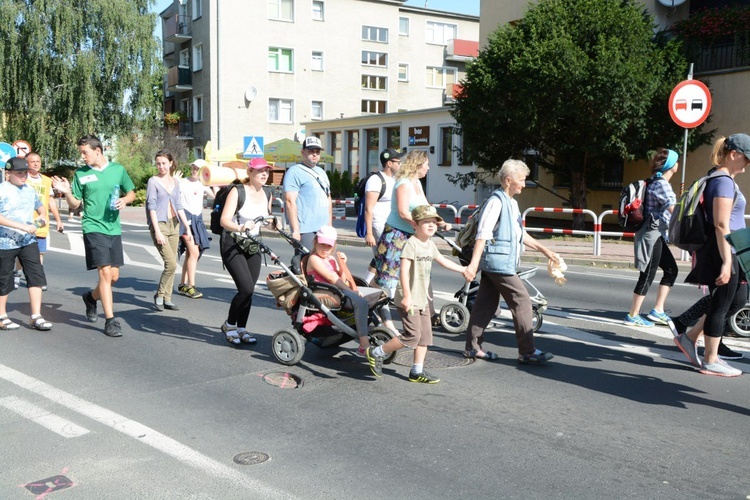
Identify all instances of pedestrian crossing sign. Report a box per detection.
[243,136,264,159]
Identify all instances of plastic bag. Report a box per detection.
[547,254,567,286]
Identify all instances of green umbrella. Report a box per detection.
[264,138,334,164]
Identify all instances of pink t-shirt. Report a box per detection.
[309,255,339,283]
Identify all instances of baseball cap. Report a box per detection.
[379,148,404,165]
[191,159,208,168]
[5,157,29,172]
[302,137,322,150]
[726,133,750,161]
[411,205,443,223]
[248,158,271,170]
[316,225,337,246]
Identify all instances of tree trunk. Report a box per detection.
[570,168,588,230]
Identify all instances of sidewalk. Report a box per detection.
[105,205,687,270]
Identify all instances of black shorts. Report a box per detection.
[0,243,47,295]
[83,233,124,270]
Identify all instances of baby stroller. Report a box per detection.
[247,218,397,366]
[434,232,547,334]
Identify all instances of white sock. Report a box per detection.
[411,363,423,375]
[364,271,376,284]
[372,346,385,358]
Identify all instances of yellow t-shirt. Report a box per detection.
[27,174,53,238]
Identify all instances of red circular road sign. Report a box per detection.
[12,140,32,158]
[668,80,711,129]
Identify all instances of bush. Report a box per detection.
[132,188,147,207]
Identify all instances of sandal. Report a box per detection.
[0,315,20,330]
[221,322,240,345]
[240,331,257,345]
[464,349,500,361]
[29,315,52,331]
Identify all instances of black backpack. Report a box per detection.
[210,181,246,235]
[618,178,655,230]
[354,171,386,238]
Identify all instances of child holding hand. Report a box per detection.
[366,205,468,383]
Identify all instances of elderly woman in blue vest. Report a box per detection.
[625,148,679,327]
[462,159,557,364]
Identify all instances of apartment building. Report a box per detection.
[480,0,750,213]
[160,0,479,162]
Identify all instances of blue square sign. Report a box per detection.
[243,136,264,158]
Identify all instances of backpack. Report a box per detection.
[618,178,654,230]
[354,171,386,238]
[668,170,733,252]
[453,192,501,263]
[210,181,245,235]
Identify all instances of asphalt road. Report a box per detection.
[0,220,748,499]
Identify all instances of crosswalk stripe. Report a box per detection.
[0,396,90,438]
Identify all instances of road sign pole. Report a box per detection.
[679,63,694,262]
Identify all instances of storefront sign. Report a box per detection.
[408,126,430,146]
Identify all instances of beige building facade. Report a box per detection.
[160,0,478,160]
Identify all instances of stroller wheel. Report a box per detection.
[729,305,750,337]
[439,302,470,334]
[369,326,397,365]
[532,308,544,333]
[272,329,306,365]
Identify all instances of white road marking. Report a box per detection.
[0,396,90,438]
[0,364,298,499]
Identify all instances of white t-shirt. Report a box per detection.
[179,178,206,216]
[364,172,396,234]
[476,195,524,264]
[236,185,269,236]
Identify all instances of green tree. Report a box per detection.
[452,0,711,227]
[0,0,162,162]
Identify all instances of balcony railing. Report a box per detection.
[690,36,750,73]
[163,14,191,43]
[167,66,192,92]
[446,39,479,62]
[178,120,193,138]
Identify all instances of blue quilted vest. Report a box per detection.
[479,189,520,276]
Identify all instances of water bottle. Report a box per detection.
[34,218,47,228]
[110,185,120,210]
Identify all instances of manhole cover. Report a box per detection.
[393,348,474,368]
[233,451,270,465]
[262,372,303,388]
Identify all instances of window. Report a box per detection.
[311,101,323,120]
[193,95,203,122]
[192,0,202,20]
[268,47,293,72]
[439,126,453,166]
[366,128,379,172]
[311,51,323,71]
[385,127,400,149]
[269,0,294,21]
[179,98,191,118]
[179,48,189,68]
[361,75,387,90]
[312,0,324,20]
[361,100,386,114]
[425,66,456,88]
[398,63,409,82]
[268,98,293,123]
[426,21,457,45]
[348,131,359,176]
[362,25,388,43]
[399,17,409,36]
[331,132,342,168]
[194,147,204,160]
[362,51,387,67]
[192,44,203,72]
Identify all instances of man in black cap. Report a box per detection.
[0,158,52,331]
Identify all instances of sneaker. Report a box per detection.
[365,347,383,377]
[13,270,21,289]
[699,359,742,377]
[624,314,654,327]
[353,346,367,358]
[666,318,681,338]
[104,318,123,337]
[518,351,554,364]
[646,309,670,326]
[408,371,440,384]
[185,286,203,299]
[177,284,188,295]
[82,291,98,323]
[41,285,47,291]
[674,333,701,368]
[717,342,744,361]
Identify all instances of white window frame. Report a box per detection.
[361,100,387,114]
[426,20,457,45]
[268,98,294,123]
[425,66,456,88]
[268,47,294,73]
[268,0,294,22]
[179,98,191,118]
[361,25,388,43]
[192,0,202,20]
[311,51,324,71]
[312,0,324,21]
[194,147,204,160]
[179,48,190,68]
[192,44,203,72]
[311,101,323,120]
[192,95,203,123]
[398,63,409,82]
[399,17,409,36]
[361,50,387,68]
[361,74,387,91]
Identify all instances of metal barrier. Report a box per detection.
[596,210,637,257]
[521,207,599,254]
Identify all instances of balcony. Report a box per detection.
[167,66,192,92]
[163,14,191,43]
[446,39,479,62]
[444,83,464,103]
[177,120,193,139]
[690,37,750,74]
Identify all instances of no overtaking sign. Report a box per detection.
[668,79,711,129]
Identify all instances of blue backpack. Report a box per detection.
[355,171,385,238]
